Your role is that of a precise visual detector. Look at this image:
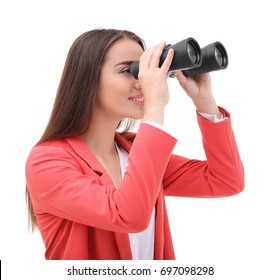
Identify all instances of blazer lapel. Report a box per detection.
[66,133,133,172]
[66,134,134,259]
[65,136,105,174]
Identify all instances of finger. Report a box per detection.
[149,41,166,68]
[160,48,174,73]
[140,41,165,69]
[174,71,189,87]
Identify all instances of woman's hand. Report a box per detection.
[138,41,174,125]
[174,71,221,118]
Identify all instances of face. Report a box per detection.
[94,38,144,123]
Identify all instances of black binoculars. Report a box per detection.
[130,38,228,79]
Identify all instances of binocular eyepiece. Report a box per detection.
[130,38,228,79]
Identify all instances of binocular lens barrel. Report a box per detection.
[187,42,200,64]
[215,44,228,67]
[215,47,223,66]
[130,38,202,80]
[129,38,228,80]
[182,41,228,77]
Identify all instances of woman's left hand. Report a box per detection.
[174,71,221,118]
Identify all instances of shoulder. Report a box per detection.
[26,138,79,169]
[28,138,72,156]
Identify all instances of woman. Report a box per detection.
[25,28,244,260]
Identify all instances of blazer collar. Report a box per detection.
[65,133,134,175]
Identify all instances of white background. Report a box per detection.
[1,0,279,279]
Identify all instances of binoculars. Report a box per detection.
[130,38,228,79]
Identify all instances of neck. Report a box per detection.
[80,111,120,158]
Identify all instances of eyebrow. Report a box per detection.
[114,60,134,67]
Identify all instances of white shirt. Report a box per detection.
[115,143,155,260]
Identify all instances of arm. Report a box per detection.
[163,107,244,197]
[26,124,177,233]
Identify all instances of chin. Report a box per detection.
[126,110,144,120]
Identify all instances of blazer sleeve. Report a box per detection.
[163,107,245,197]
[25,124,177,233]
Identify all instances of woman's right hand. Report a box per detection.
[138,41,174,125]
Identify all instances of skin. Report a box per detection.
[81,38,221,187]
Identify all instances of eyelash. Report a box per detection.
[120,68,130,74]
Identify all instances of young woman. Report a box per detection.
[25,28,244,260]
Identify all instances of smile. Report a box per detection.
[129,96,145,106]
[130,97,144,102]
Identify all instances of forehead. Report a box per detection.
[104,38,144,64]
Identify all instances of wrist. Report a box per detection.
[193,96,221,118]
[142,106,165,125]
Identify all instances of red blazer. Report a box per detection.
[25,108,244,260]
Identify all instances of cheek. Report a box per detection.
[104,79,129,101]
[96,71,133,109]
[96,82,125,111]
[96,77,115,101]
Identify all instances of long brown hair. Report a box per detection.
[26,28,145,230]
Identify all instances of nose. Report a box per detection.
[134,78,141,90]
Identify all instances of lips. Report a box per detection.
[128,94,145,107]
[129,95,144,102]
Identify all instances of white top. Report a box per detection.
[115,143,155,260]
